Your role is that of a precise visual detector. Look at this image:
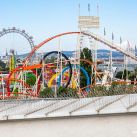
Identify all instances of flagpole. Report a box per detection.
[88,3,90,16]
[120,37,122,44]
[97,3,99,17]
[78,3,81,90]
[78,3,80,16]
[135,45,137,57]
[110,32,114,84]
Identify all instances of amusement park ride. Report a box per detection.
[0,9,137,100]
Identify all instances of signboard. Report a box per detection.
[78,16,100,29]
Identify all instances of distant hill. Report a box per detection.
[16,51,74,59]
[16,49,135,59]
[97,49,124,59]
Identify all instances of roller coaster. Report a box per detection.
[0,29,137,99]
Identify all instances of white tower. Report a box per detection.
[77,3,100,86]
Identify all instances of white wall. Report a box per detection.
[0,114,137,137]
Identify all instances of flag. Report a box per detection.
[97,3,99,10]
[104,28,106,36]
[78,3,80,15]
[120,37,122,44]
[78,3,80,10]
[97,3,99,15]
[135,45,137,55]
[88,3,90,13]
[112,32,114,40]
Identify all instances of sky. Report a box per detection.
[0,0,137,55]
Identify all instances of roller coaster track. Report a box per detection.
[6,31,137,96]
[82,31,137,61]
[25,31,137,63]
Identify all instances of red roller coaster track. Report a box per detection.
[6,31,137,96]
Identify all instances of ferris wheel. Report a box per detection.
[0,27,35,51]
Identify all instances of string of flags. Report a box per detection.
[103,28,123,44]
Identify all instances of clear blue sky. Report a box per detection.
[0,0,137,54]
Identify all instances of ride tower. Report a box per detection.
[9,49,16,72]
[77,3,100,88]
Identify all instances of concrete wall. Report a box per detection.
[0,114,137,137]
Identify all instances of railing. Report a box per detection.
[0,91,137,119]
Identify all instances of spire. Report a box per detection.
[112,32,114,41]
[120,37,122,44]
[135,45,137,56]
[6,49,8,56]
[104,28,106,36]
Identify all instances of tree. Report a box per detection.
[115,69,131,80]
[39,86,78,98]
[0,60,9,71]
[80,47,92,87]
[0,60,6,69]
[25,72,36,86]
[39,87,54,98]
[57,86,78,98]
[128,67,137,82]
[13,88,19,97]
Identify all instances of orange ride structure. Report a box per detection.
[0,30,137,99]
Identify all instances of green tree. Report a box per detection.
[115,69,131,80]
[57,86,78,98]
[0,60,9,71]
[0,60,6,68]
[80,47,92,87]
[39,87,54,98]
[128,67,137,83]
[13,88,19,97]
[25,72,36,86]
